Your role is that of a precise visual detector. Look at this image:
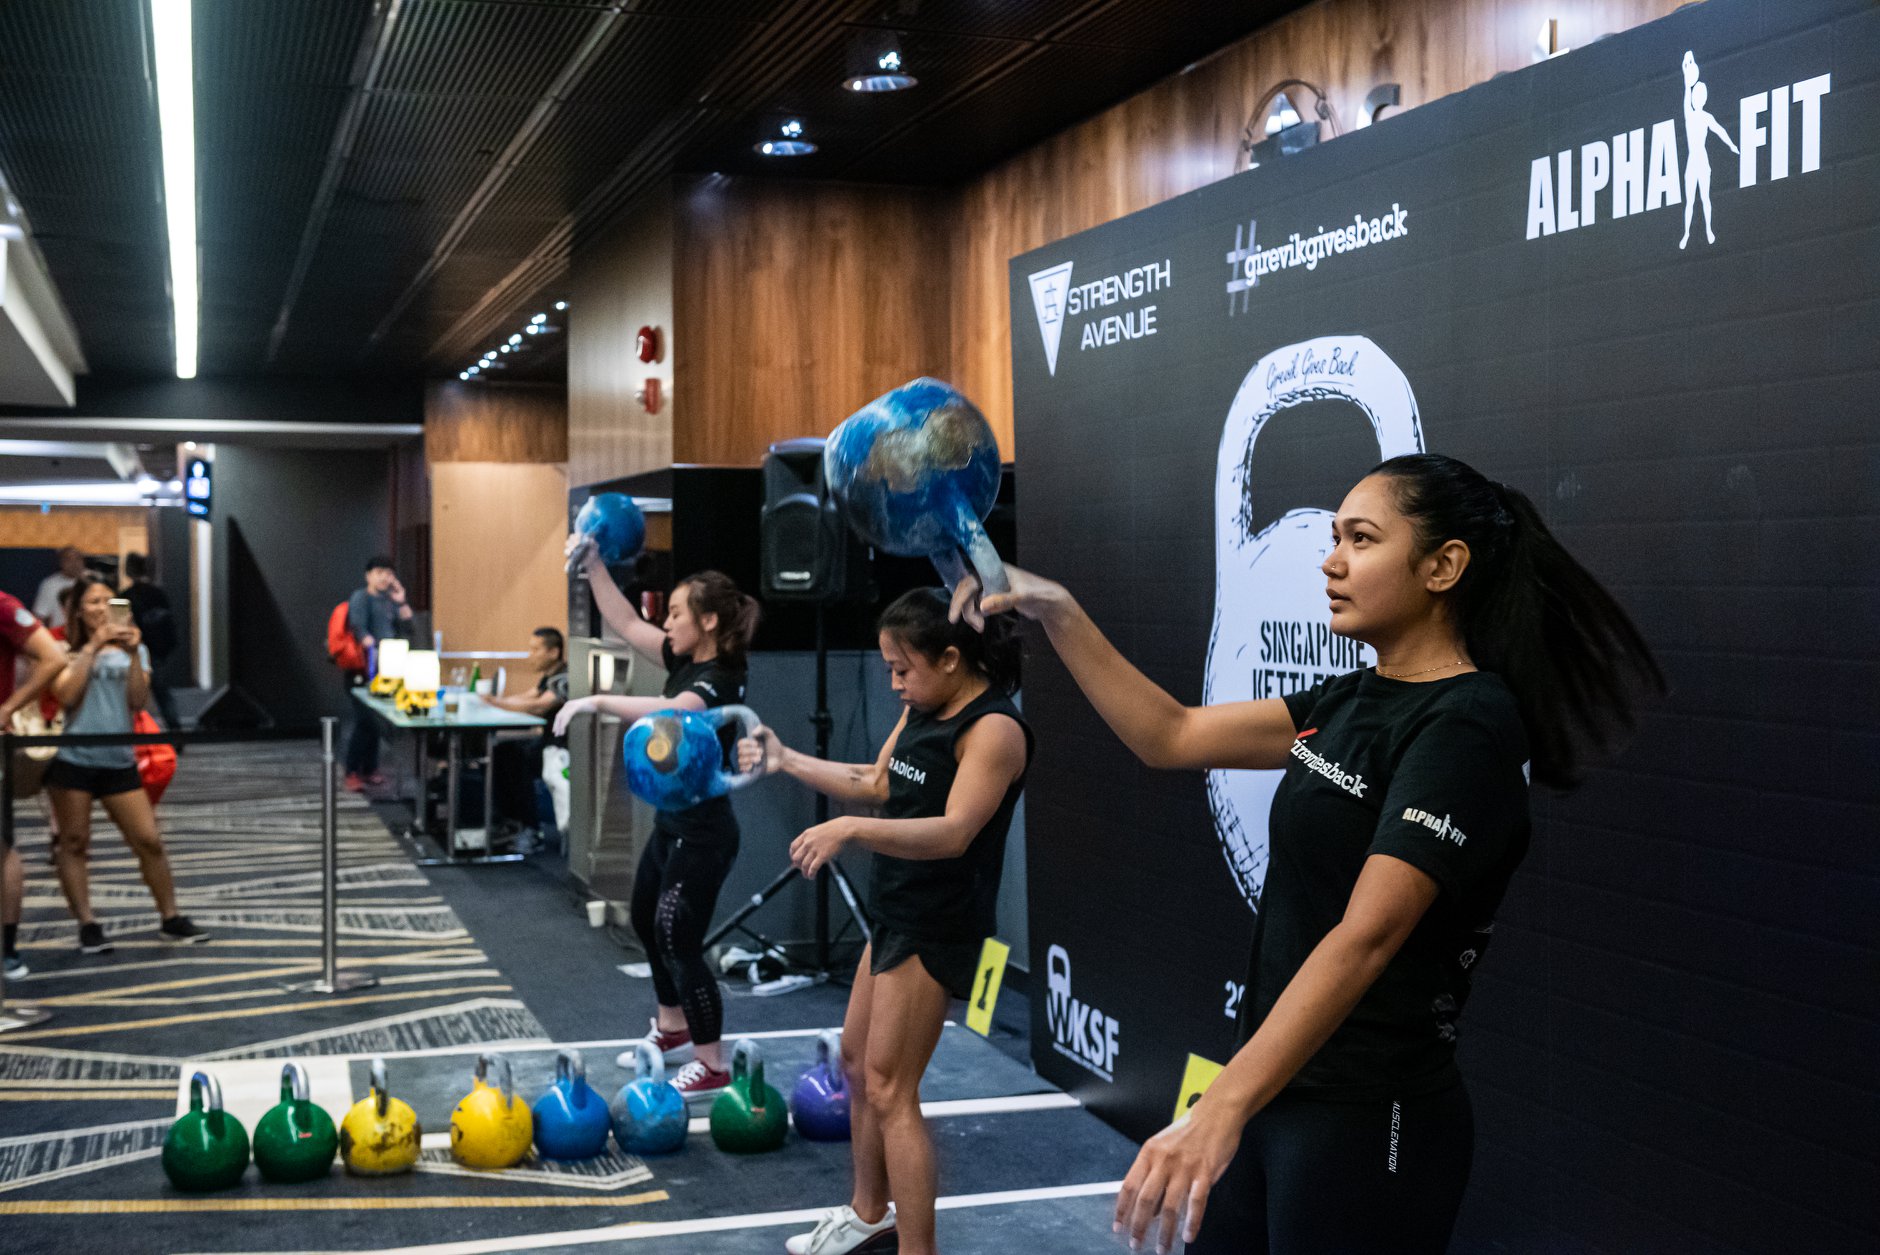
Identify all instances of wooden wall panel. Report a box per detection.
[425,381,567,463]
[568,183,674,489]
[431,462,570,687]
[0,505,149,555]
[672,177,954,465]
[946,0,1686,442]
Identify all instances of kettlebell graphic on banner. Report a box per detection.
[1203,335,1423,910]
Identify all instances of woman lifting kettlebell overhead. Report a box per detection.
[558,534,760,1103]
[951,454,1662,1255]
[735,589,1031,1255]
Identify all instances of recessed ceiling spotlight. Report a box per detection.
[554,301,568,311]
[758,118,817,156]
[525,324,542,335]
[508,333,522,345]
[459,371,470,380]
[531,313,547,324]
[500,344,512,353]
[846,47,916,92]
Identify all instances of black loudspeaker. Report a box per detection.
[760,438,871,602]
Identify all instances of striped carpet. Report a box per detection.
[1,741,550,1196]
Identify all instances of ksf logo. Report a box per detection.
[1044,944,1120,1082]
[1525,50,1830,247]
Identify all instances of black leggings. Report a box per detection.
[1189,1081,1473,1255]
[629,827,737,1047]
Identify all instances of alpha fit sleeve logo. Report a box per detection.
[1401,807,1468,847]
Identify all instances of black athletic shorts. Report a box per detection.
[869,925,981,1000]
[45,760,144,798]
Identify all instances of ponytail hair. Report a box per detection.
[1372,453,1664,791]
[676,570,759,667]
[878,587,1021,695]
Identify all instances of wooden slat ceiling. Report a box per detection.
[0,0,1304,383]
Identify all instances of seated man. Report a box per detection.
[484,627,568,847]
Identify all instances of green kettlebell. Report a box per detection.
[253,1062,339,1183]
[708,1038,789,1153]
[162,1071,250,1192]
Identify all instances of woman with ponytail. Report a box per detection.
[953,453,1661,1255]
[558,552,760,1100]
[738,588,1031,1255]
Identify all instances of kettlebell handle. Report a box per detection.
[632,1040,665,1085]
[188,1070,223,1114]
[816,1028,845,1093]
[474,1051,514,1104]
[370,1057,390,1118]
[278,1061,310,1104]
[706,706,766,791]
[555,1048,586,1088]
[730,1037,765,1097]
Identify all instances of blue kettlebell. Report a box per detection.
[790,1029,851,1142]
[823,377,1008,594]
[531,1049,611,1160]
[610,1042,688,1155]
[623,704,766,812]
[566,492,647,572]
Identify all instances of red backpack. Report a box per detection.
[327,601,367,672]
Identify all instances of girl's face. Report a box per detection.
[879,632,963,713]
[664,584,716,658]
[1322,474,1467,645]
[77,581,113,633]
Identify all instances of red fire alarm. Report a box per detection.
[638,378,662,414]
[636,325,660,363]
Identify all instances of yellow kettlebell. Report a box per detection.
[449,1052,533,1170]
[338,1058,422,1176]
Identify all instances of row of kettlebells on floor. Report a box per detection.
[161,1031,852,1192]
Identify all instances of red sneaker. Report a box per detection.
[669,1059,731,1102]
[343,772,366,793]
[616,1017,692,1069]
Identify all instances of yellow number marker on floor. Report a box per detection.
[965,938,1011,1037]
[1173,1053,1225,1123]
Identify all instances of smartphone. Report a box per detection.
[107,598,134,628]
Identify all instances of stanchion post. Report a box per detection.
[286,717,378,994]
[0,728,52,1032]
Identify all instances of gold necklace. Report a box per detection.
[1375,659,1467,679]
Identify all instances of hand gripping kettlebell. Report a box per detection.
[531,1049,612,1160]
[338,1057,422,1176]
[610,1041,689,1155]
[253,1061,339,1183]
[790,1028,851,1142]
[162,1070,250,1192]
[450,1052,534,1170]
[1203,334,1424,908]
[709,1038,789,1153]
[623,704,767,812]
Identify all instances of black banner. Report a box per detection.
[1013,0,1876,1158]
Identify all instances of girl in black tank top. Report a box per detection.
[561,553,760,1098]
[741,589,1030,1255]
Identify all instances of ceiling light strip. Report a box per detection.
[149,0,198,379]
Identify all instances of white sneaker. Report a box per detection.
[784,1203,897,1255]
[3,953,26,981]
[615,1016,694,1070]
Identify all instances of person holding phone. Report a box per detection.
[343,555,414,792]
[47,574,205,954]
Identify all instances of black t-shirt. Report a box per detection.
[537,663,570,747]
[1240,668,1532,1100]
[652,639,747,847]
[872,687,1033,942]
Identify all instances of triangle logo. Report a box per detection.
[1027,261,1074,376]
